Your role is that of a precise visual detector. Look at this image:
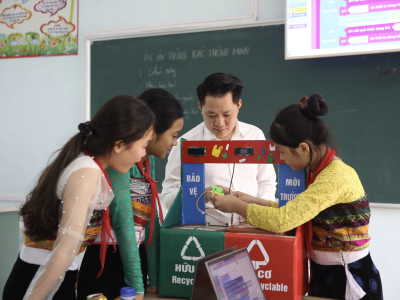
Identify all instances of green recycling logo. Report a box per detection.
[181,236,205,261]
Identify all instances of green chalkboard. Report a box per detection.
[91,25,400,204]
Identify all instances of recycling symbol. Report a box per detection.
[247,239,270,270]
[181,236,205,261]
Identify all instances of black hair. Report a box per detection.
[21,95,155,240]
[196,73,243,107]
[269,94,336,163]
[138,88,183,136]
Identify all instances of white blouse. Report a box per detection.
[22,153,113,300]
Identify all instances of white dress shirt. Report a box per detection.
[161,120,277,225]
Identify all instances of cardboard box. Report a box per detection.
[159,140,308,299]
[159,190,308,299]
[225,227,308,300]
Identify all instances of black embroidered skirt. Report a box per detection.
[308,253,383,300]
[3,255,78,300]
[77,244,147,300]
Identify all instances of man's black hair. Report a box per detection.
[196,73,243,107]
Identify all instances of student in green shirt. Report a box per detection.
[77,89,184,300]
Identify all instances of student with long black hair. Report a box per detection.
[77,89,184,300]
[3,95,155,300]
[210,95,383,300]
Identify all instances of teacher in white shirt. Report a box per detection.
[161,73,277,225]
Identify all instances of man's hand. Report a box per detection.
[217,185,232,195]
[204,186,212,203]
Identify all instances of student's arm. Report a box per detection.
[247,171,346,232]
[24,168,99,300]
[108,168,145,294]
[144,207,160,290]
[160,143,181,209]
[213,167,355,232]
[219,186,274,207]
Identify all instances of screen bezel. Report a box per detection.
[188,147,207,156]
[205,248,266,300]
[234,147,254,156]
[190,246,238,300]
[284,0,400,60]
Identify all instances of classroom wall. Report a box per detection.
[0,1,398,298]
[0,211,20,296]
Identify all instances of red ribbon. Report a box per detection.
[82,148,116,278]
[303,146,336,285]
[135,158,164,250]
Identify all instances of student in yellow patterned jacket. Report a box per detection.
[210,94,383,300]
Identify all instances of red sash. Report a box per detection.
[82,148,116,278]
[136,158,164,250]
[303,146,336,284]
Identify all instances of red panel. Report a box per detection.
[225,229,307,300]
[182,140,285,164]
[294,224,309,300]
[225,232,295,300]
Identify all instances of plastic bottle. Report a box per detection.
[120,287,135,300]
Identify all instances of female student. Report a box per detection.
[210,94,383,300]
[77,89,184,300]
[3,95,155,300]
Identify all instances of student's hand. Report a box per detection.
[209,194,240,213]
[146,286,159,293]
[216,188,271,207]
[218,186,257,204]
[235,193,272,207]
[233,191,258,204]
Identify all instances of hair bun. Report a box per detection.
[307,94,328,117]
[78,122,92,136]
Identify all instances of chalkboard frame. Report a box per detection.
[83,16,284,120]
[84,20,400,209]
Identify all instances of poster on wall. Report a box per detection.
[0,0,78,59]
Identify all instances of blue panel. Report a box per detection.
[182,163,206,225]
[278,164,306,208]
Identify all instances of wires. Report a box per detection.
[196,191,209,215]
[364,54,396,81]
[229,163,236,226]
[195,190,229,225]
[228,164,235,195]
[195,163,237,226]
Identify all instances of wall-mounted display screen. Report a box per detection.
[285,0,400,59]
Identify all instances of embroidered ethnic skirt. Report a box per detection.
[308,253,383,300]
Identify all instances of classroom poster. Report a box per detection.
[0,0,78,58]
